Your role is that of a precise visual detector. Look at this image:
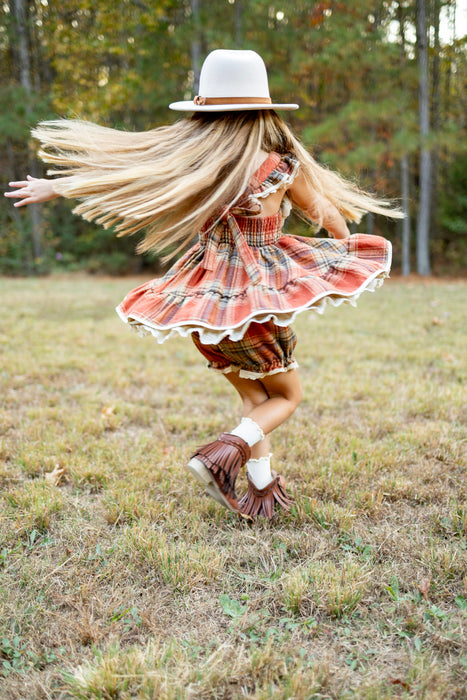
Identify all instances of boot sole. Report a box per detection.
[187,457,239,513]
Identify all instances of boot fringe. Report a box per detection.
[190,432,250,504]
[238,472,295,519]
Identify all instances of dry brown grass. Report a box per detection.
[0,275,465,699]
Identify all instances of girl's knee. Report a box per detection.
[290,381,303,409]
[243,387,269,413]
[261,369,303,408]
[223,372,269,412]
[283,383,302,415]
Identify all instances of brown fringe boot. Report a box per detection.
[238,471,295,519]
[187,433,251,512]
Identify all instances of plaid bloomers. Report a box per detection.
[192,320,299,380]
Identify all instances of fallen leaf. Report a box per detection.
[102,406,116,417]
[431,317,444,326]
[389,678,410,689]
[418,576,431,601]
[45,465,67,486]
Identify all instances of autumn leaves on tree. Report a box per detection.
[1,0,465,275]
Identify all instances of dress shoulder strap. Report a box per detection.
[252,153,300,195]
[229,152,300,217]
[250,152,282,189]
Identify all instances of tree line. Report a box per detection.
[0,0,465,276]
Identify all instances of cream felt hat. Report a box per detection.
[169,49,299,112]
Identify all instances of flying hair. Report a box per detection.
[32,111,403,257]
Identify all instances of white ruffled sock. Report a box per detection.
[247,453,273,490]
[229,416,264,447]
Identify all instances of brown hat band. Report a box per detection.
[193,95,272,106]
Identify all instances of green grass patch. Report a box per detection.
[0,275,465,698]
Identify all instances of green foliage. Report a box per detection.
[219,594,247,620]
[0,0,465,275]
[439,155,467,237]
[42,200,149,275]
[430,154,467,274]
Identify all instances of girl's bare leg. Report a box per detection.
[223,369,302,457]
[251,370,303,433]
[223,373,271,458]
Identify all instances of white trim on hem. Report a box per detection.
[115,253,391,345]
[115,241,392,345]
[207,360,299,380]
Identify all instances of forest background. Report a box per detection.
[0,0,466,277]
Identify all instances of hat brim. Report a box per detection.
[169,101,299,112]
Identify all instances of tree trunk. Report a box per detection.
[14,0,31,91]
[398,0,411,275]
[234,0,242,47]
[401,155,411,276]
[6,138,32,274]
[416,0,431,275]
[365,2,380,238]
[430,0,441,236]
[13,0,42,262]
[190,0,201,93]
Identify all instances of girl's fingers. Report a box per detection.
[5,189,28,198]
[5,188,35,207]
[8,181,30,188]
[3,194,31,206]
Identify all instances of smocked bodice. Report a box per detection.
[199,212,283,285]
[198,152,299,284]
[200,212,282,247]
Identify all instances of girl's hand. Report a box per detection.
[320,202,351,239]
[4,176,59,207]
[288,171,351,239]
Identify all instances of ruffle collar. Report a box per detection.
[231,152,300,217]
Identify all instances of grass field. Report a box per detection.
[0,275,465,700]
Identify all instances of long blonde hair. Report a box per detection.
[33,111,401,255]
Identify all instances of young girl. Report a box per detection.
[5,49,401,519]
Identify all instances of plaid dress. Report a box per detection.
[116,153,392,353]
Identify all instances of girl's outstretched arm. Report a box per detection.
[4,175,60,207]
[288,170,351,239]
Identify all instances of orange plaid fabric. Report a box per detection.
[116,152,392,347]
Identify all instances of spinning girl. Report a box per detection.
[5,50,401,519]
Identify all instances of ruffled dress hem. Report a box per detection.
[115,245,391,345]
